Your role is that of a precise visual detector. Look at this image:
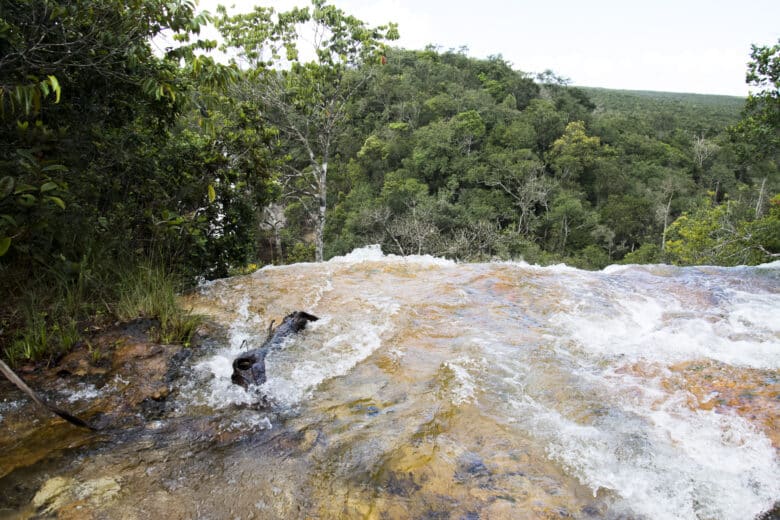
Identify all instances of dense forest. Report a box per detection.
[1,0,778,362]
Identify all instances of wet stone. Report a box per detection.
[455,452,491,482]
[757,501,780,520]
[383,471,421,497]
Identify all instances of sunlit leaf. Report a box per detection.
[46,195,66,209]
[40,181,57,193]
[208,184,216,203]
[17,193,36,206]
[0,176,14,198]
[14,183,37,194]
[41,164,68,172]
[0,237,11,256]
[47,75,61,103]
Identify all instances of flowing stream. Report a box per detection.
[1,246,779,519]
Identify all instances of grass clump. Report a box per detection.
[114,263,201,345]
[1,256,200,367]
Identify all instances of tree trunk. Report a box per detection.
[755,177,767,219]
[661,193,673,251]
[314,162,328,262]
[273,227,283,263]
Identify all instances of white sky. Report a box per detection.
[196,0,779,97]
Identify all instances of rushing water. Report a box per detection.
[2,246,779,519]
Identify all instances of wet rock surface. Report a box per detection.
[2,254,779,519]
[0,319,215,515]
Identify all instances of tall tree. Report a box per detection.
[732,39,779,161]
[217,0,398,261]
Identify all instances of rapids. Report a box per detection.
[1,245,779,519]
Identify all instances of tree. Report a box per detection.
[692,134,720,170]
[665,194,780,265]
[217,0,398,261]
[543,190,599,255]
[0,0,222,268]
[478,148,554,236]
[731,39,779,160]
[549,121,603,184]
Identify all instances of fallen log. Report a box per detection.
[231,311,319,389]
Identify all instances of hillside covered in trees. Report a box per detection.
[1,0,778,361]
[308,49,777,268]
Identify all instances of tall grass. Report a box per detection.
[114,263,200,345]
[1,255,200,366]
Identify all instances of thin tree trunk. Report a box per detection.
[755,177,767,219]
[314,162,327,262]
[274,228,283,263]
[661,193,673,251]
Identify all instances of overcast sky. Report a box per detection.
[197,0,779,97]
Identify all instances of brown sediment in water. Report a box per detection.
[668,360,780,449]
[616,360,780,450]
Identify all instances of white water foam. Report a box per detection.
[549,287,780,370]
[263,296,400,407]
[441,356,484,406]
[0,398,23,423]
[493,263,780,519]
[499,258,584,274]
[61,382,102,403]
[189,293,399,410]
[328,244,455,266]
[511,391,779,520]
[189,296,268,408]
[751,260,780,270]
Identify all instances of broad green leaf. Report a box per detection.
[40,181,58,192]
[17,193,36,206]
[47,75,61,103]
[208,184,216,203]
[0,176,14,198]
[46,195,66,209]
[41,164,68,172]
[14,183,37,194]
[0,237,10,256]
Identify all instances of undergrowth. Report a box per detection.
[114,263,201,345]
[1,255,200,367]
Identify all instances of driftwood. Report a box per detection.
[0,359,97,430]
[231,311,319,389]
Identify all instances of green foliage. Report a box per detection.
[115,263,201,345]
[216,0,398,262]
[3,301,78,366]
[584,88,745,136]
[621,243,663,264]
[313,44,775,267]
[286,242,316,263]
[731,39,780,161]
[0,0,266,361]
[665,193,780,265]
[569,245,611,270]
[2,257,201,365]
